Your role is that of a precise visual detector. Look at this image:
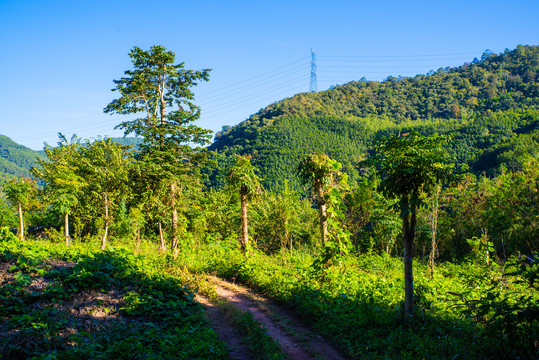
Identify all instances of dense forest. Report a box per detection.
[0,45,538,359]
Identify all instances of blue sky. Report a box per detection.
[1,0,538,150]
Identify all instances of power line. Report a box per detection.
[318,52,479,58]
[201,77,307,117]
[318,57,473,63]
[201,84,307,122]
[196,57,309,101]
[198,62,309,105]
[13,50,482,150]
[11,118,121,142]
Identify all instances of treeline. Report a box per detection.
[0,135,143,188]
[1,135,537,262]
[1,44,538,262]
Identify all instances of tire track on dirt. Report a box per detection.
[206,276,348,360]
[196,294,254,360]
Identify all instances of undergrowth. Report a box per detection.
[181,238,538,360]
[0,234,228,359]
[2,231,536,359]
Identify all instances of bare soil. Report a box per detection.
[196,294,254,360]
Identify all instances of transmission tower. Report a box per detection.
[309,48,318,92]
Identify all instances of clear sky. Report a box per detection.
[1,0,538,150]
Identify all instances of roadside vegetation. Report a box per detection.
[180,239,538,359]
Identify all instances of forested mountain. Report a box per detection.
[0,135,43,186]
[207,45,539,191]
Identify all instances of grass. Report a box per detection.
[217,302,285,360]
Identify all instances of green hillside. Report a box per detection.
[108,136,144,147]
[207,45,539,191]
[0,135,44,186]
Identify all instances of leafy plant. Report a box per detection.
[466,231,496,266]
[361,131,454,322]
[0,226,18,242]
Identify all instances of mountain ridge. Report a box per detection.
[2,45,538,191]
[206,45,539,191]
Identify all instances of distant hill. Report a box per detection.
[206,45,539,191]
[108,137,144,148]
[0,135,44,186]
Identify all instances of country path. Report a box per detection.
[197,275,348,360]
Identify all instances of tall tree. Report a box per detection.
[104,45,211,256]
[3,177,36,241]
[227,155,262,253]
[363,132,454,323]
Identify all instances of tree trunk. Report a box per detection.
[101,193,109,250]
[402,199,416,324]
[65,213,70,246]
[159,77,166,147]
[135,228,141,250]
[17,202,24,241]
[482,229,490,266]
[500,235,507,263]
[286,220,291,252]
[316,184,327,243]
[429,185,440,277]
[171,183,179,257]
[159,221,166,252]
[240,191,249,252]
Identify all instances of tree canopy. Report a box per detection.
[104,45,212,152]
